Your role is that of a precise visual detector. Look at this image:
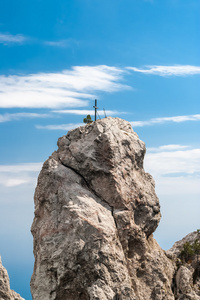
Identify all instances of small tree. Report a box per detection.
[83,115,93,124]
[193,239,200,256]
[180,240,200,263]
[180,242,195,262]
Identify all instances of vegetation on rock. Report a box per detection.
[83,114,93,124]
[180,239,200,262]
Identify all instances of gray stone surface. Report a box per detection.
[168,231,200,299]
[31,117,176,299]
[0,257,24,300]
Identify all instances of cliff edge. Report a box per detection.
[31,117,199,299]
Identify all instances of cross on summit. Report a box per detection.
[93,99,98,121]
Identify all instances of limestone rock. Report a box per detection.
[168,231,200,299]
[0,257,24,300]
[167,231,200,258]
[176,266,200,299]
[31,117,175,300]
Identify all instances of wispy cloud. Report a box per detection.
[127,65,200,76]
[0,32,27,45]
[0,178,32,187]
[35,109,126,130]
[145,147,200,176]
[131,114,200,127]
[147,144,189,152]
[0,112,49,123]
[53,109,125,116]
[36,123,83,131]
[0,163,42,187]
[0,110,124,124]
[0,66,128,109]
[44,39,78,48]
[0,163,42,173]
[144,147,200,195]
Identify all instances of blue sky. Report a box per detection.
[0,0,200,299]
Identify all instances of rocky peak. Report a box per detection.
[31,117,175,299]
[57,117,160,238]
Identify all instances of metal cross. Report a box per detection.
[93,99,98,121]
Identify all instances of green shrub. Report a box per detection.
[193,239,200,255]
[83,115,93,124]
[180,240,200,262]
[180,242,195,262]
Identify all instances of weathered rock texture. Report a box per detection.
[31,117,197,300]
[167,231,200,299]
[0,257,24,300]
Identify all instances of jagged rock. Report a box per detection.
[167,231,200,258]
[0,257,24,300]
[176,266,199,299]
[168,231,200,299]
[31,117,175,300]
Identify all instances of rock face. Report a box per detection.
[31,117,176,299]
[167,231,200,299]
[0,257,24,300]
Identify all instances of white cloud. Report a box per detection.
[127,65,200,76]
[131,114,200,127]
[2,178,32,187]
[144,147,200,196]
[0,33,26,45]
[148,144,189,152]
[0,163,42,187]
[36,123,84,131]
[0,112,49,123]
[36,110,125,130]
[0,66,128,109]
[44,39,78,48]
[0,163,42,173]
[0,110,124,124]
[158,145,189,151]
[0,174,35,187]
[53,109,125,116]
[145,148,200,176]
